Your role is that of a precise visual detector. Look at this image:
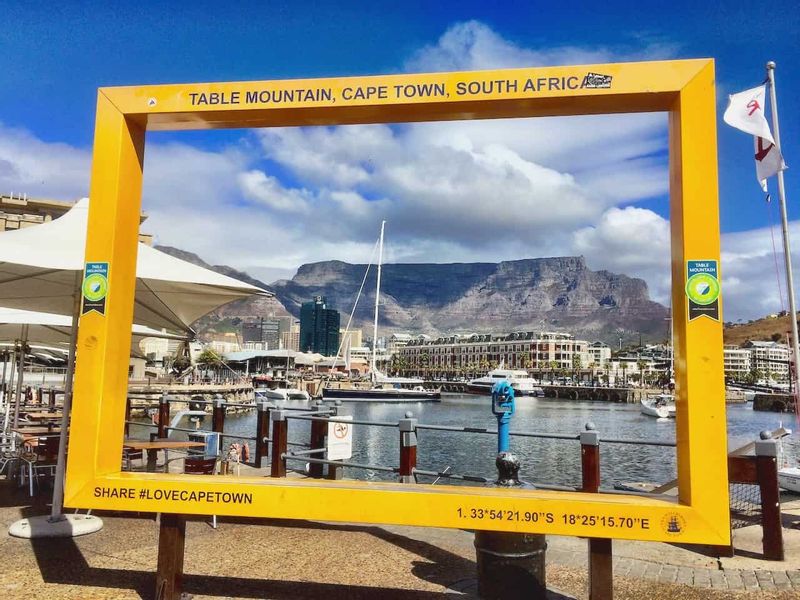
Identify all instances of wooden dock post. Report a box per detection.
[254,401,271,467]
[581,423,612,600]
[308,402,327,478]
[124,397,131,437]
[155,513,186,600]
[157,392,170,439]
[398,413,417,483]
[270,410,287,478]
[212,396,226,444]
[755,434,784,561]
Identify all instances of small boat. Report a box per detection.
[778,467,800,493]
[321,221,440,403]
[256,387,311,402]
[322,384,440,402]
[467,368,544,397]
[640,394,675,419]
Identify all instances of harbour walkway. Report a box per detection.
[0,481,798,599]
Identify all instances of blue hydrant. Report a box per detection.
[491,380,515,453]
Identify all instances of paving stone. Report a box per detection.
[627,561,647,578]
[657,565,678,584]
[772,571,790,585]
[676,566,694,585]
[643,563,662,580]
[709,571,727,589]
[612,558,633,576]
[787,569,800,584]
[724,571,744,590]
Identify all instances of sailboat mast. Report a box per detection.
[372,220,385,378]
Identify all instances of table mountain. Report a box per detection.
[156,247,668,343]
[270,256,669,343]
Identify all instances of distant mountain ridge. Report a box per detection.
[156,247,669,344]
[271,256,668,343]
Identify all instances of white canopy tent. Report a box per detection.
[0,198,266,333]
[0,199,268,537]
[0,307,186,350]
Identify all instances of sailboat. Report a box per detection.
[322,221,441,402]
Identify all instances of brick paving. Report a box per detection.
[536,543,800,592]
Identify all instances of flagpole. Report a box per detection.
[765,61,800,406]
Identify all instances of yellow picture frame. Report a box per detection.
[65,58,729,545]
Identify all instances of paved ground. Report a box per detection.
[1,480,799,599]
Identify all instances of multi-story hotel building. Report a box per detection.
[743,340,790,380]
[723,345,751,377]
[397,331,589,373]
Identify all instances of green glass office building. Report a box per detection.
[299,296,340,356]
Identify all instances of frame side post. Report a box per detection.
[66,92,145,500]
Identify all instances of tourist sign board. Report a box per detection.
[65,58,729,545]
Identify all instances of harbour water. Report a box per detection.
[170,394,800,489]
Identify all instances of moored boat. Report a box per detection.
[320,221,440,403]
[257,387,311,402]
[778,466,800,493]
[467,368,543,397]
[322,384,440,402]
[640,394,675,419]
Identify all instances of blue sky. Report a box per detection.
[1,1,799,321]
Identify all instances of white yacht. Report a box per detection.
[321,221,440,403]
[467,368,543,397]
[640,394,676,419]
[256,387,311,402]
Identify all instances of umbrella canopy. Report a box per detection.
[0,198,268,332]
[0,307,186,352]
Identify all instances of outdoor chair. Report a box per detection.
[184,456,219,529]
[121,448,144,471]
[18,435,59,496]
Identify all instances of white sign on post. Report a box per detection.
[326,416,353,461]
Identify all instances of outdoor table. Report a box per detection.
[123,439,206,472]
[19,412,63,422]
[11,426,62,436]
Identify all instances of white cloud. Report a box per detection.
[0,122,90,200]
[572,207,672,301]
[17,21,792,325]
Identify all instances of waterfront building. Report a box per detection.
[723,345,751,377]
[280,321,300,352]
[1,192,153,244]
[743,340,790,381]
[398,331,589,375]
[339,328,363,353]
[586,342,611,369]
[242,318,280,349]
[299,296,340,356]
[387,333,413,356]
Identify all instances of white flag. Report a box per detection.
[754,136,785,192]
[723,85,786,191]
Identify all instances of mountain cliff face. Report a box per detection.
[156,246,667,343]
[270,257,668,342]
[154,246,290,333]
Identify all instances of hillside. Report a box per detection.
[723,312,798,346]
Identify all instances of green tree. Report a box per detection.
[197,348,221,368]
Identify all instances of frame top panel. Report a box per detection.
[100,58,712,130]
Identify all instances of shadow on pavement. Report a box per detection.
[22,513,475,599]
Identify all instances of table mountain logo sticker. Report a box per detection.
[82,262,109,315]
[685,260,720,321]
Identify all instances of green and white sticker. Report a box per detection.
[686,260,720,321]
[82,262,109,315]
